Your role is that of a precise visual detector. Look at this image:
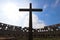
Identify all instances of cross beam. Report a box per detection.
[19,3,43,40]
[20,9,42,11]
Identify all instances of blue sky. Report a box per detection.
[0,0,60,28]
[32,0,60,25]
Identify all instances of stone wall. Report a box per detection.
[0,22,60,39]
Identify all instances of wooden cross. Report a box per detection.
[19,3,43,40]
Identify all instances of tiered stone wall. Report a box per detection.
[0,22,60,39]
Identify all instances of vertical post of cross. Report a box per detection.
[29,3,33,40]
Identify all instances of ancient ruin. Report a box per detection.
[0,22,60,40]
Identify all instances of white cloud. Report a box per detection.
[55,0,59,6]
[22,14,46,29]
[0,0,29,26]
[43,4,48,11]
[32,14,46,29]
[52,0,60,7]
